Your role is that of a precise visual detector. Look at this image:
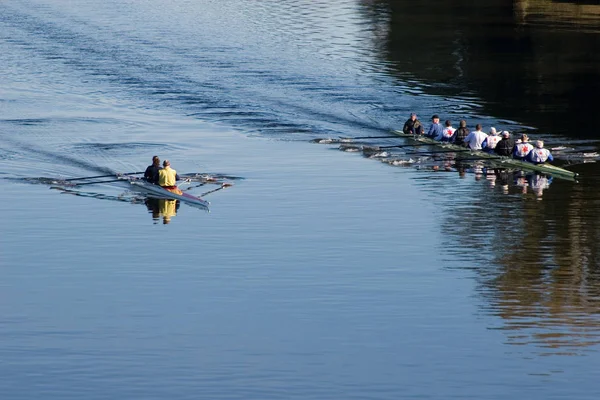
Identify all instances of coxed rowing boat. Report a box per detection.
[391,130,578,180]
[121,177,210,209]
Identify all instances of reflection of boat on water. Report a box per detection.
[391,130,578,180]
[124,178,210,209]
[452,158,555,197]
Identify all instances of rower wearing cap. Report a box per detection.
[158,160,182,195]
[402,113,423,136]
[464,124,488,150]
[526,140,554,164]
[513,134,533,160]
[425,114,444,140]
[481,127,501,153]
[494,131,514,157]
[440,120,455,142]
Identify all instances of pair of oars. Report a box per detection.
[316,133,448,152]
[64,171,144,186]
[311,135,397,144]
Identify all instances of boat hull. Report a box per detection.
[391,130,578,180]
[127,180,210,208]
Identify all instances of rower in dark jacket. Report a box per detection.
[494,131,514,157]
[144,155,161,184]
[453,120,469,146]
[403,113,423,135]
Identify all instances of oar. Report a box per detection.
[456,156,507,162]
[364,143,433,150]
[183,182,208,191]
[311,135,395,144]
[65,171,144,181]
[73,178,127,186]
[200,183,233,197]
[340,135,398,140]
[404,149,471,155]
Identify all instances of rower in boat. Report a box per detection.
[144,155,161,184]
[452,120,469,146]
[440,120,455,142]
[481,127,501,153]
[494,131,514,157]
[464,124,487,150]
[526,140,554,164]
[158,160,183,195]
[402,113,423,136]
[425,114,444,139]
[513,134,534,160]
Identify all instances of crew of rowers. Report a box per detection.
[143,155,183,195]
[402,113,554,164]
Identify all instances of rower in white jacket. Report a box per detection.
[513,134,534,160]
[481,127,501,153]
[526,140,554,164]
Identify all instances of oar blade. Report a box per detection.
[65,171,144,181]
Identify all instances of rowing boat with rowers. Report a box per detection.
[120,176,210,208]
[390,130,578,180]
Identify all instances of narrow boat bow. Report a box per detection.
[121,177,210,209]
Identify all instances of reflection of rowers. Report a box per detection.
[158,160,182,195]
[528,173,553,199]
[145,198,180,224]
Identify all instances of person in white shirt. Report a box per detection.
[464,124,488,150]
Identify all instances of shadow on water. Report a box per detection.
[360,0,600,139]
[438,167,600,356]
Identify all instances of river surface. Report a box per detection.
[2,1,600,399]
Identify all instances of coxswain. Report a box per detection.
[425,114,444,139]
[464,124,487,150]
[158,160,182,195]
[402,113,423,135]
[453,120,469,146]
[494,131,514,157]
[144,155,161,184]
[513,134,533,160]
[526,140,554,164]
[481,127,501,153]
[440,120,455,142]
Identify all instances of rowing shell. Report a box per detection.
[391,130,578,180]
[124,178,210,208]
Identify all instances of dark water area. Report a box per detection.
[377,0,600,139]
[2,0,600,399]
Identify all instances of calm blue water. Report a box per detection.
[2,1,600,399]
